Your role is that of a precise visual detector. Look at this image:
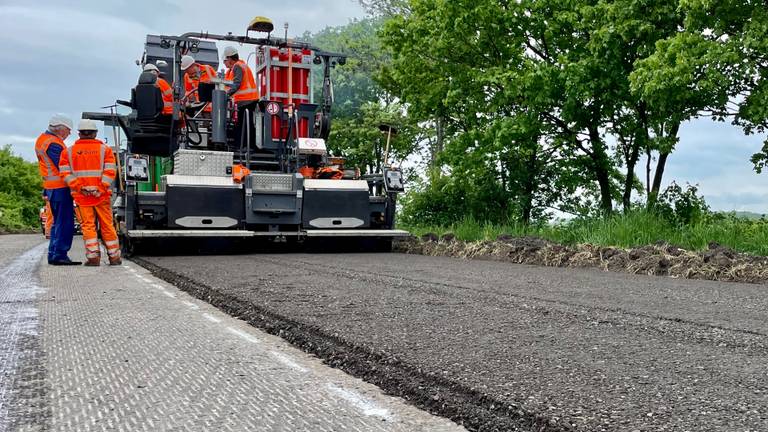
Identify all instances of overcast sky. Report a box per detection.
[1,1,766,213]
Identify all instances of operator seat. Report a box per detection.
[129,71,177,156]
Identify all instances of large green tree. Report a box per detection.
[381,0,697,216]
[306,19,424,173]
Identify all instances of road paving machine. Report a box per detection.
[84,17,408,254]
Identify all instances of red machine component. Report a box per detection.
[255,47,313,140]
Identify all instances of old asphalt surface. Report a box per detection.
[0,235,463,432]
[136,248,768,431]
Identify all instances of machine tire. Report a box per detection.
[120,234,136,258]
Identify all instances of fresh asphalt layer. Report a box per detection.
[139,251,768,431]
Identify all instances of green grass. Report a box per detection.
[402,211,768,256]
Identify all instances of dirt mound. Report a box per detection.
[395,235,768,284]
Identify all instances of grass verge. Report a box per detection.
[402,211,768,257]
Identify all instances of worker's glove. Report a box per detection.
[81,186,102,197]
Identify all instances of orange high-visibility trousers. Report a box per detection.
[44,202,54,238]
[78,200,120,261]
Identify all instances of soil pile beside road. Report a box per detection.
[396,235,768,284]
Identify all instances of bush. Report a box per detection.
[654,182,710,226]
[0,145,43,232]
[399,172,512,227]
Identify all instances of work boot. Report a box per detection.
[49,258,82,266]
[109,257,122,266]
[84,257,101,266]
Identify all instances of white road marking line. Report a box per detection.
[182,301,199,310]
[226,327,261,344]
[202,313,222,323]
[161,291,175,298]
[326,383,393,419]
[152,284,165,290]
[270,351,308,373]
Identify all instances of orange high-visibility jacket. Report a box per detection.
[59,138,116,206]
[184,64,217,101]
[225,60,258,103]
[157,77,174,114]
[34,133,68,189]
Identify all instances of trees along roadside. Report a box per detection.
[0,145,43,232]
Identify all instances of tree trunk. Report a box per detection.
[649,151,669,204]
[521,150,537,225]
[623,103,648,213]
[431,115,445,166]
[588,125,613,214]
[622,142,640,213]
[648,122,680,205]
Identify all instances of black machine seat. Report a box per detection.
[128,71,177,156]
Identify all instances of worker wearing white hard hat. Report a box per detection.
[142,63,174,115]
[59,116,121,266]
[34,114,80,265]
[181,55,217,112]
[223,46,259,147]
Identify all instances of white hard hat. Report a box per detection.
[223,46,238,58]
[143,63,159,73]
[77,119,99,132]
[180,55,195,70]
[48,114,73,130]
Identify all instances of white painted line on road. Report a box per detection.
[152,284,165,290]
[270,351,308,373]
[202,313,222,323]
[226,327,261,344]
[326,383,392,420]
[182,301,199,310]
[161,291,176,298]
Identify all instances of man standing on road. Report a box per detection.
[59,119,121,266]
[34,115,80,265]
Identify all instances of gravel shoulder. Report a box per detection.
[140,251,768,431]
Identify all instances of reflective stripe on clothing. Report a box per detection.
[60,138,116,206]
[72,170,103,177]
[78,200,119,261]
[156,78,174,114]
[225,60,258,103]
[35,132,68,189]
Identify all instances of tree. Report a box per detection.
[0,145,43,231]
[305,19,425,174]
[634,1,768,174]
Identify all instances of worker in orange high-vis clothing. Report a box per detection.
[42,195,53,239]
[143,63,174,115]
[59,119,121,266]
[35,114,80,265]
[181,55,217,113]
[223,46,259,147]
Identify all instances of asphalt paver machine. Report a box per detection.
[85,17,408,254]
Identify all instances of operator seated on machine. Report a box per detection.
[142,64,174,116]
[180,55,217,117]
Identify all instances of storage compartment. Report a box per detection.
[302,180,370,229]
[245,173,302,226]
[166,185,244,228]
[173,149,233,176]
